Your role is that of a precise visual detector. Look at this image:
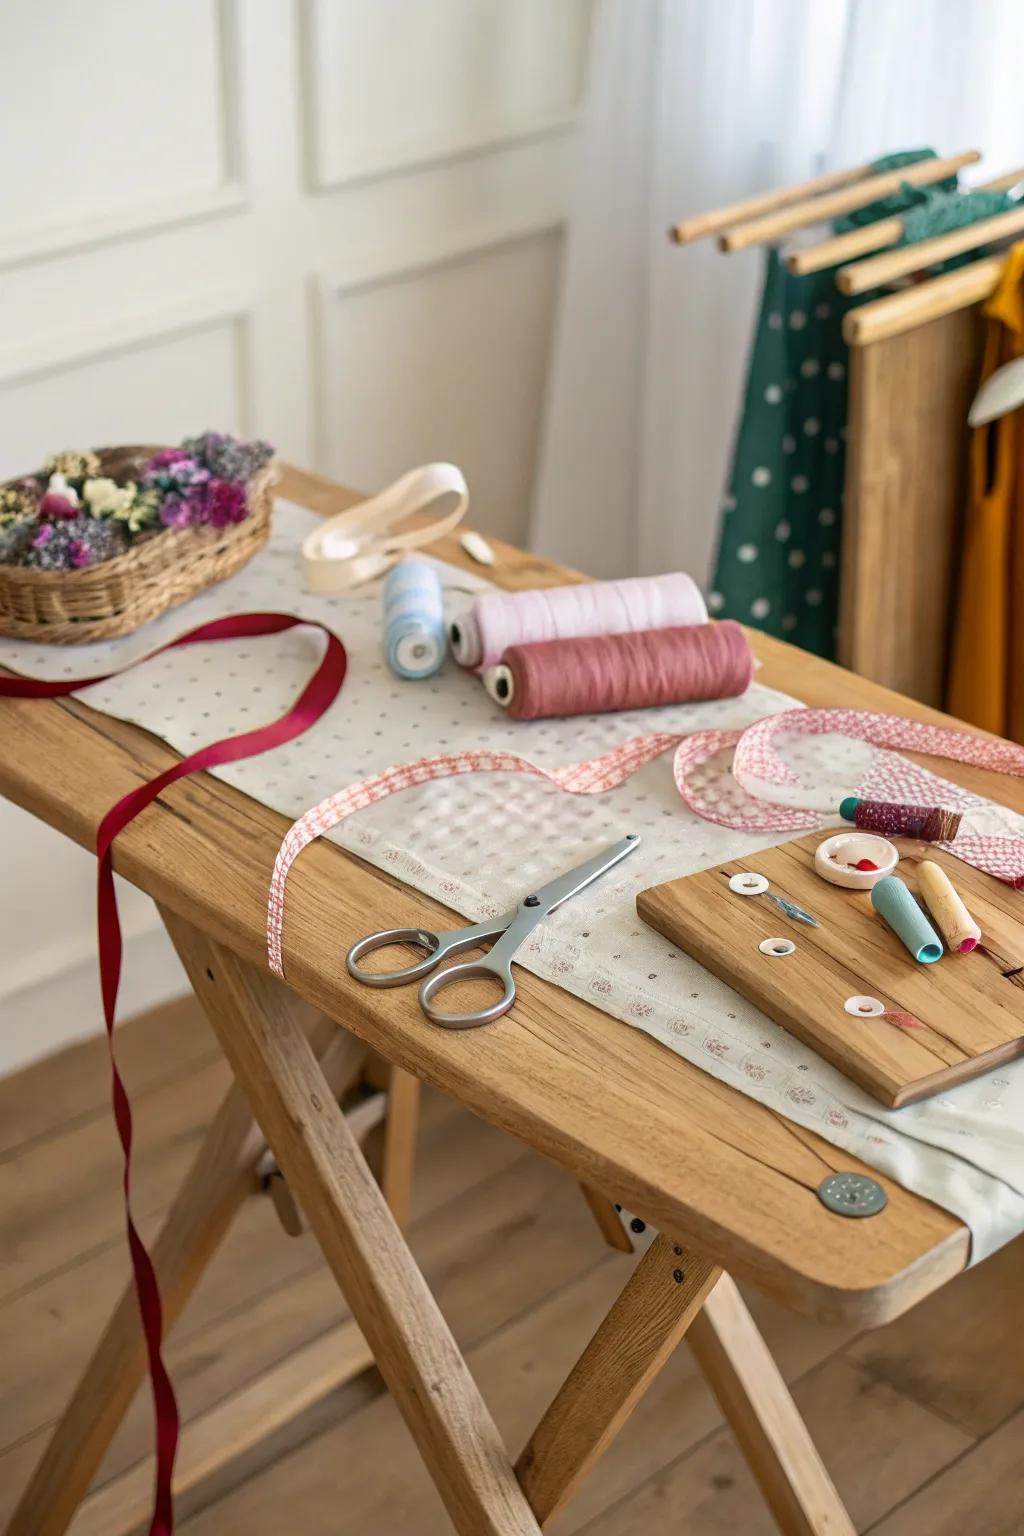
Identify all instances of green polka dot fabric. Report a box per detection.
[710,254,850,657]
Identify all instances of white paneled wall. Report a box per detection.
[0,0,593,1070]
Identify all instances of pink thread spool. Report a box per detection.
[450,572,708,670]
[483,622,754,720]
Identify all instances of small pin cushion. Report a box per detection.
[815,832,899,890]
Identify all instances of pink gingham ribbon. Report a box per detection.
[268,707,1024,978]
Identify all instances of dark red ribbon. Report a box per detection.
[0,613,347,1534]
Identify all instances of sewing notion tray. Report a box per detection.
[637,832,1024,1108]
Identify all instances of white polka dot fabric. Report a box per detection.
[4,497,1024,1262]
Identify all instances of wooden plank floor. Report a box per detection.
[1,998,1021,1535]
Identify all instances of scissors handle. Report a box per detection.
[346,926,444,987]
[345,914,509,988]
[419,959,517,1030]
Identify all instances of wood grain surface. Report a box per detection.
[638,834,1024,1108]
[5,463,1017,1324]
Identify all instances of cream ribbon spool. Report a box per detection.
[302,462,469,593]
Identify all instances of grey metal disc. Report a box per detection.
[817,1171,888,1217]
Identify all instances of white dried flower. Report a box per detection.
[47,472,80,507]
[83,477,135,517]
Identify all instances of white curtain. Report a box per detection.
[530,0,1024,584]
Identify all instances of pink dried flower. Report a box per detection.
[68,539,91,568]
[204,478,247,527]
[32,524,54,548]
[143,448,191,473]
[38,493,79,521]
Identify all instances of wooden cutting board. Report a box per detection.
[636,832,1024,1107]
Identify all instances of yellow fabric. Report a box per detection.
[948,244,1024,741]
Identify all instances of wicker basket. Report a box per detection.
[0,445,275,644]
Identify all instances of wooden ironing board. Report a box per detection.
[2,463,1016,1536]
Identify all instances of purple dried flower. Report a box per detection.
[168,457,201,483]
[0,517,36,564]
[159,496,191,528]
[23,516,128,569]
[181,431,274,481]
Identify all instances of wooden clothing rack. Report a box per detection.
[674,149,1024,707]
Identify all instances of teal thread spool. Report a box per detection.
[870,875,943,964]
[383,558,446,680]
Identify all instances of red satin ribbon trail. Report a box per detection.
[0,612,346,1536]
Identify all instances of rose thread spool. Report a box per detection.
[450,571,708,670]
[871,875,943,964]
[382,558,447,680]
[483,622,754,720]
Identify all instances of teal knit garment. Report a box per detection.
[710,151,1015,659]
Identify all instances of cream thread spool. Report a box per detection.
[917,860,982,954]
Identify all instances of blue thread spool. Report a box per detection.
[870,875,943,964]
[383,558,447,680]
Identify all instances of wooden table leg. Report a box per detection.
[161,908,543,1536]
[687,1273,857,1536]
[382,1065,421,1230]
[6,1079,262,1536]
[516,1234,721,1525]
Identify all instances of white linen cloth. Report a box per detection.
[4,499,1023,1262]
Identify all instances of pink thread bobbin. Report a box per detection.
[449,571,707,670]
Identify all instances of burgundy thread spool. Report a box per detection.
[483,621,754,720]
[839,797,963,842]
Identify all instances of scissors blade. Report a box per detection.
[530,834,641,918]
[452,834,642,983]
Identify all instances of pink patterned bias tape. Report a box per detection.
[267,708,1024,978]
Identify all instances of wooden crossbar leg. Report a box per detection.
[687,1274,857,1536]
[7,1078,262,1536]
[516,1234,721,1525]
[162,909,543,1536]
[577,1183,634,1253]
[72,1318,375,1536]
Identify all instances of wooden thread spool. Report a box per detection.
[917,860,982,955]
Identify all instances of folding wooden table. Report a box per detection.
[2,465,1011,1536]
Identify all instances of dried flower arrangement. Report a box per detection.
[0,434,276,643]
[0,432,274,572]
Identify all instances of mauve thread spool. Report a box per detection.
[450,571,708,670]
[484,622,754,720]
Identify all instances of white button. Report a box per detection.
[759,937,795,956]
[730,871,769,895]
[845,996,885,1017]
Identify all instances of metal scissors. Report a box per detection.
[346,834,640,1030]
